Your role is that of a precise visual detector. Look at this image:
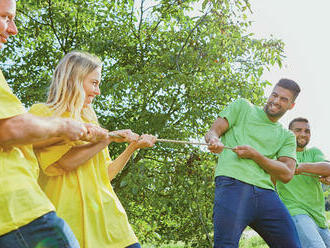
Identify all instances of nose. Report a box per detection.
[272,96,280,105]
[94,85,101,95]
[8,20,18,36]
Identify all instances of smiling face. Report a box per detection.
[264,86,295,122]
[82,66,102,107]
[0,0,18,49]
[290,121,311,151]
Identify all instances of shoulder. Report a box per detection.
[29,103,53,117]
[227,98,253,111]
[306,147,324,155]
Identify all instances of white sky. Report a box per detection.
[248,0,330,159]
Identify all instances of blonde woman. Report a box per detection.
[29,51,156,248]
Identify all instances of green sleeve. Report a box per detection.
[311,147,326,162]
[219,98,249,128]
[277,131,297,160]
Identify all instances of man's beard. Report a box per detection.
[297,139,309,149]
[264,103,286,118]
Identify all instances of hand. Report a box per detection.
[61,118,88,141]
[207,137,224,154]
[108,129,139,143]
[83,123,109,143]
[295,164,303,175]
[131,134,157,149]
[233,145,258,159]
[319,176,330,185]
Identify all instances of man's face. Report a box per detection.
[264,86,295,120]
[290,121,311,149]
[0,0,18,49]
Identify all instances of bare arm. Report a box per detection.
[296,162,330,177]
[204,117,229,154]
[0,113,87,147]
[108,134,156,181]
[52,128,141,172]
[233,145,296,183]
[56,140,109,172]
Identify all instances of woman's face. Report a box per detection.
[82,67,102,107]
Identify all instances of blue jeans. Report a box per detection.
[126,243,141,248]
[0,211,79,248]
[213,176,301,248]
[292,214,330,248]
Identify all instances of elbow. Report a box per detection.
[277,171,294,184]
[58,161,77,173]
[0,120,21,145]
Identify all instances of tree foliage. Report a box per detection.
[1,0,284,246]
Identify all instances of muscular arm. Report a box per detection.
[0,113,84,147]
[234,145,296,183]
[205,117,229,153]
[296,162,330,177]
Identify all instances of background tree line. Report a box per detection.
[1,0,284,246]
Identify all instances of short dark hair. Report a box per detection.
[288,117,309,130]
[276,78,301,101]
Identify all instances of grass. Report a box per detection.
[143,242,185,248]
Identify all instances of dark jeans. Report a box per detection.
[213,176,301,248]
[0,211,79,248]
[126,243,141,248]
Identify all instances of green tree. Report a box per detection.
[1,0,284,246]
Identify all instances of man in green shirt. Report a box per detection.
[205,79,301,247]
[277,117,330,248]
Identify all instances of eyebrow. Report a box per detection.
[1,11,16,18]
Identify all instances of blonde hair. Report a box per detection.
[47,51,102,122]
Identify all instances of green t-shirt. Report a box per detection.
[277,147,327,228]
[215,98,297,190]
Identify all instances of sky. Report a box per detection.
[248,0,330,159]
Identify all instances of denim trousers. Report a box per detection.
[292,214,330,248]
[213,176,301,248]
[126,243,141,248]
[0,211,79,248]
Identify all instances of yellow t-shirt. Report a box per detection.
[0,71,54,235]
[30,103,138,248]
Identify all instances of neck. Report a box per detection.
[296,147,305,152]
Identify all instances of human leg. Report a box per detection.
[126,243,141,248]
[292,214,327,248]
[317,225,330,248]
[249,188,301,248]
[213,176,255,248]
[0,211,79,248]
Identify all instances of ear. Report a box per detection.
[288,102,295,110]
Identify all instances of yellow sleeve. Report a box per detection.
[104,146,112,167]
[0,70,25,119]
[29,103,74,176]
[35,143,73,176]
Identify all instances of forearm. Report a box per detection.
[0,113,65,146]
[108,143,139,181]
[298,162,330,176]
[252,153,295,183]
[57,141,109,172]
[205,117,229,143]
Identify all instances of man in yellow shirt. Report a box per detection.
[0,0,88,247]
